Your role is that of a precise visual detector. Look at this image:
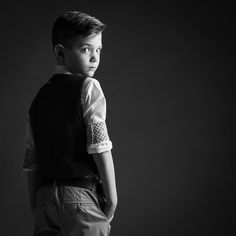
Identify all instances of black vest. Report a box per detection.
[29,74,98,182]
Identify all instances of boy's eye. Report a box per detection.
[81,47,90,53]
[97,47,103,53]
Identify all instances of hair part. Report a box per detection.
[52,11,105,49]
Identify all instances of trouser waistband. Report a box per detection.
[41,176,101,193]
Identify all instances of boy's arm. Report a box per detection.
[93,150,118,220]
[22,113,40,212]
[81,78,118,221]
[27,171,42,211]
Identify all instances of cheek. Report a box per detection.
[65,51,83,64]
[74,53,89,66]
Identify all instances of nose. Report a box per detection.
[90,51,99,63]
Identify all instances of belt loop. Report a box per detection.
[54,180,62,207]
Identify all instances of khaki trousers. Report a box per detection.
[33,181,111,236]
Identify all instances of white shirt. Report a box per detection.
[22,65,112,171]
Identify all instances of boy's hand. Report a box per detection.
[103,201,117,223]
[93,150,118,222]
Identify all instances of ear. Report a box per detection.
[54,44,65,65]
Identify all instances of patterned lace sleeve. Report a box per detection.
[81,78,113,154]
[22,114,37,171]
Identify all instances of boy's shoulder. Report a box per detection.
[83,76,101,90]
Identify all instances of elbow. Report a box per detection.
[107,195,118,208]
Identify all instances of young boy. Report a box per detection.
[22,11,117,236]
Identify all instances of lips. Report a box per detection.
[89,67,96,70]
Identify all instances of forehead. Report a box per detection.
[73,33,102,47]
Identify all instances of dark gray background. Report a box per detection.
[0,1,234,235]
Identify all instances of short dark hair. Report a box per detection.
[52,11,105,49]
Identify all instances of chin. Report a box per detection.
[87,71,95,77]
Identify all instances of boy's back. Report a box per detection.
[29,74,98,182]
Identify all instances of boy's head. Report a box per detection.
[52,11,105,77]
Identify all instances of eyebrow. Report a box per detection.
[81,43,103,47]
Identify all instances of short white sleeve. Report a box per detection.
[22,114,37,171]
[81,77,113,154]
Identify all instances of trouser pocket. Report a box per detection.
[77,201,111,225]
[82,189,110,223]
[60,201,111,236]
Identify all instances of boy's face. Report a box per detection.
[62,33,102,77]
